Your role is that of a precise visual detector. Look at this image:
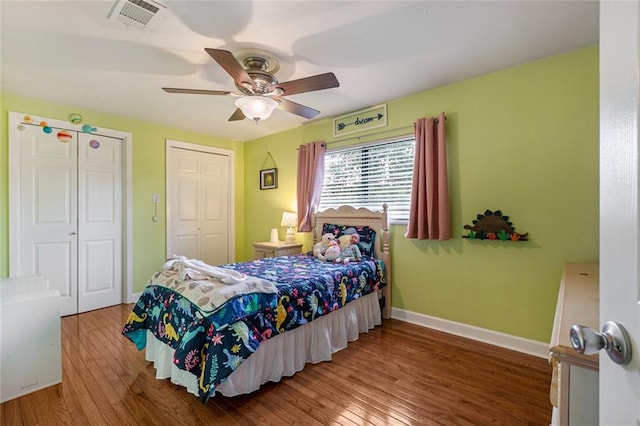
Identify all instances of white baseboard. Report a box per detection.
[391,307,550,359]
[129,292,141,304]
[124,294,549,358]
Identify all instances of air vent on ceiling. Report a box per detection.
[108,0,167,30]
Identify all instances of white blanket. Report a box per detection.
[156,256,278,315]
[163,255,247,284]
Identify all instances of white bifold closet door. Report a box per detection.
[17,124,123,316]
[168,146,230,266]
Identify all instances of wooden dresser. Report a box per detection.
[549,263,599,426]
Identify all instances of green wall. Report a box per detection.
[0,94,245,291]
[1,45,598,344]
[243,45,599,343]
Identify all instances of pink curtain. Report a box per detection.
[405,113,450,240]
[296,141,326,232]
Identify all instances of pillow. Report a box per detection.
[322,223,377,257]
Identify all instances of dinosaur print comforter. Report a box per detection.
[122,253,386,403]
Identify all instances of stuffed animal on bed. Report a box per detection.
[335,233,362,264]
[323,239,341,262]
[312,233,336,261]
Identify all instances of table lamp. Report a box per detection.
[281,212,298,243]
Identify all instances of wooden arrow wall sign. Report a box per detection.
[332,104,387,137]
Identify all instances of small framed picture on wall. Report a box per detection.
[260,168,278,190]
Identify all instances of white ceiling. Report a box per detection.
[0,1,599,142]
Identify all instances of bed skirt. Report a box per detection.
[144,291,382,397]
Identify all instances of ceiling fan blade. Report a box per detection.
[205,48,256,91]
[274,72,339,97]
[278,98,320,119]
[162,87,231,96]
[228,108,246,121]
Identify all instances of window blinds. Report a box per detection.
[319,136,415,222]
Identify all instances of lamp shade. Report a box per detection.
[280,211,298,227]
[281,211,298,243]
[235,96,278,122]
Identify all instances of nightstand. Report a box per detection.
[253,241,303,259]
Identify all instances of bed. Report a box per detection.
[122,205,391,402]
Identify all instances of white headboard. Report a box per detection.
[311,204,391,318]
[311,204,390,259]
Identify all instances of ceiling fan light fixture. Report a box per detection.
[235,96,278,122]
[163,48,339,121]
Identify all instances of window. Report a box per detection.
[318,135,415,223]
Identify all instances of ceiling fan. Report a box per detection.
[162,48,340,122]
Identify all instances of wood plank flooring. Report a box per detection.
[1,304,553,425]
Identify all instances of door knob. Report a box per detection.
[570,321,632,365]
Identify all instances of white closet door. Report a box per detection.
[201,152,229,265]
[168,146,230,265]
[19,125,78,316]
[16,124,123,316]
[170,148,203,260]
[77,133,123,313]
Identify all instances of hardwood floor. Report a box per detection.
[1,304,552,425]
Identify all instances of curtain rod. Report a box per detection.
[327,114,446,145]
[327,124,414,145]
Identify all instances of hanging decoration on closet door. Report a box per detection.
[463,209,528,241]
[259,151,278,190]
[20,113,98,135]
[68,113,83,124]
[39,121,53,134]
[18,112,98,140]
[56,131,73,143]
